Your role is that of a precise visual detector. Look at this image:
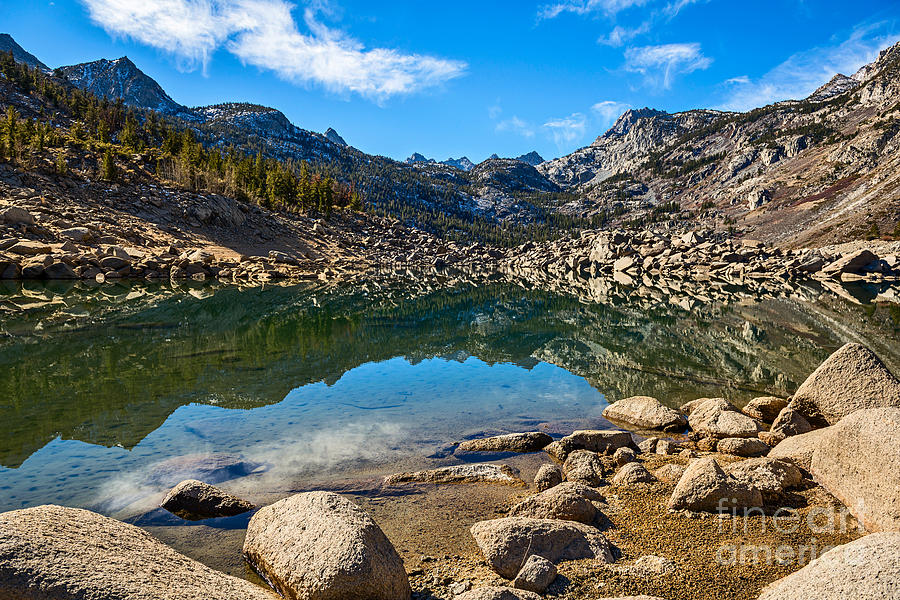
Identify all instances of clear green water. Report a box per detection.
[1,277,898,521]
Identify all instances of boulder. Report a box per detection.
[655,439,680,455]
[43,262,78,279]
[688,398,762,438]
[613,446,636,466]
[768,427,833,471]
[742,396,789,422]
[668,458,763,512]
[820,249,878,276]
[770,407,812,437]
[534,464,563,491]
[758,532,900,599]
[512,554,557,593]
[0,206,35,225]
[679,398,708,415]
[790,344,900,426]
[243,492,411,600]
[809,408,900,532]
[160,479,254,520]
[563,450,607,487]
[724,458,803,501]
[0,505,277,600]
[8,241,51,255]
[470,517,614,578]
[653,463,686,484]
[383,464,524,487]
[458,432,553,453]
[612,462,655,485]
[637,437,658,453]
[508,482,605,524]
[546,429,633,461]
[602,396,687,432]
[59,227,92,242]
[455,587,542,600]
[716,437,769,457]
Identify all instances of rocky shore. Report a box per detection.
[2,342,899,600]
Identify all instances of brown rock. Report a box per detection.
[383,464,524,487]
[160,479,254,520]
[716,437,770,457]
[768,427,833,470]
[508,482,605,524]
[458,432,553,453]
[668,457,763,512]
[563,450,607,487]
[602,396,687,432]
[742,396,789,422]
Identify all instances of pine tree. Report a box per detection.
[101,147,117,181]
[56,151,67,175]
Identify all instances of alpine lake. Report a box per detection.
[1,272,898,581]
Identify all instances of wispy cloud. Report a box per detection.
[720,21,900,111]
[543,112,588,147]
[623,42,711,89]
[80,0,467,101]
[538,0,648,20]
[597,22,650,47]
[495,116,536,138]
[591,100,631,127]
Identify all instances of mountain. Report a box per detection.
[325,127,347,146]
[538,41,900,246]
[406,152,435,165]
[58,57,189,117]
[515,151,545,166]
[442,156,475,171]
[0,33,49,71]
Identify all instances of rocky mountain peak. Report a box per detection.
[515,151,545,166]
[0,33,49,71]
[603,108,669,139]
[58,56,185,116]
[324,128,347,146]
[808,73,860,102]
[443,157,475,171]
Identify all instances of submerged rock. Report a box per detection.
[758,532,900,599]
[470,517,614,578]
[383,463,524,486]
[790,343,900,426]
[668,457,763,512]
[508,482,605,524]
[458,432,553,453]
[242,491,411,600]
[0,504,277,600]
[602,396,687,432]
[809,408,900,532]
[160,479,254,520]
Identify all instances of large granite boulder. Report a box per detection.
[716,437,770,457]
[758,532,900,599]
[470,517,614,578]
[687,398,762,438]
[768,426,833,470]
[809,408,900,532]
[790,343,900,426]
[508,482,605,524]
[769,407,813,438]
[611,462,656,485]
[0,505,277,600]
[160,479,254,520]
[242,492,411,600]
[512,554,557,593]
[602,396,687,432]
[668,458,763,512]
[458,432,553,453]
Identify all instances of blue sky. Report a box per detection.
[3,0,899,162]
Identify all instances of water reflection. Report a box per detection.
[1,274,898,517]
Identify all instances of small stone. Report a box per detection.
[512,555,557,594]
[716,437,770,457]
[534,464,563,492]
[612,462,655,485]
[160,479,254,520]
[563,450,607,487]
[613,447,636,466]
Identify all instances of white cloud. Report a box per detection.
[495,116,536,138]
[720,22,900,111]
[597,22,650,47]
[80,0,467,100]
[543,112,588,147]
[623,42,711,88]
[538,0,648,20]
[591,100,630,127]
